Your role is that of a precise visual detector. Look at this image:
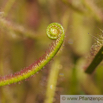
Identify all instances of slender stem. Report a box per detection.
[44,59,60,103]
[85,46,103,74]
[0,18,37,39]
[3,0,16,17]
[62,0,84,14]
[81,0,102,21]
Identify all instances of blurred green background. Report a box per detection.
[0,0,103,103]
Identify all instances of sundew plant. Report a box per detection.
[0,23,65,86]
[0,0,103,103]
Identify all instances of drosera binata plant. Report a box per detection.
[0,23,65,86]
[85,32,103,74]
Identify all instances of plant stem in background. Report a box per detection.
[85,46,103,74]
[81,0,103,22]
[3,0,16,17]
[44,59,60,103]
[61,0,84,14]
[0,18,37,39]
